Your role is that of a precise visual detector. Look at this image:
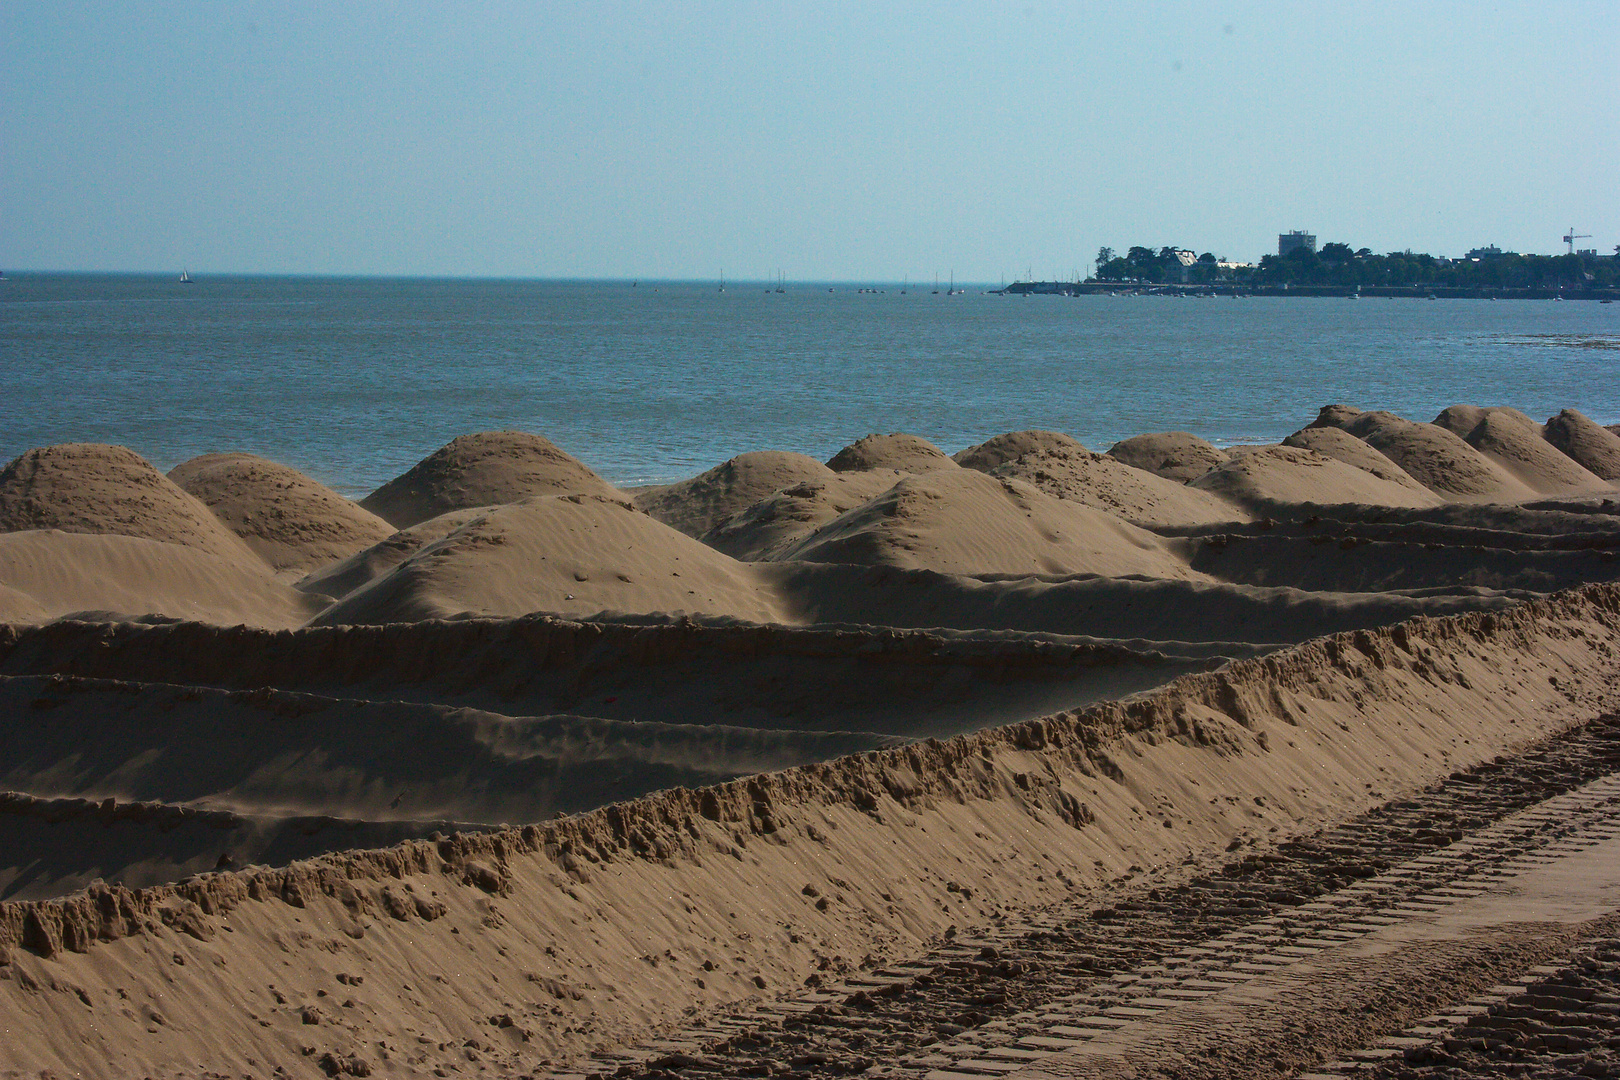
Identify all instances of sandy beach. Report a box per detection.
[5,404,1620,1078]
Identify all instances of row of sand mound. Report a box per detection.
[4,586,1619,1078]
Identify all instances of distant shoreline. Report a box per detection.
[1000,281,1620,301]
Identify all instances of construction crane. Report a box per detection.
[1563,227,1592,255]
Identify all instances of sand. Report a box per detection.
[314,493,786,625]
[359,431,619,528]
[1190,444,1445,510]
[986,445,1249,527]
[953,429,1089,471]
[3,408,1620,1077]
[1105,431,1229,483]
[632,450,837,538]
[168,452,395,574]
[0,444,263,565]
[4,587,1620,1077]
[826,432,958,474]
[1544,408,1620,481]
[782,468,1204,579]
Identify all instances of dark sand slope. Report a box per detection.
[359,431,619,528]
[826,432,958,474]
[315,494,787,625]
[0,675,902,900]
[783,469,1203,579]
[1105,431,1229,483]
[168,453,395,574]
[4,588,1620,1078]
[0,444,262,565]
[0,616,1210,740]
[632,451,836,539]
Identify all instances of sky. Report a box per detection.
[3,1,1616,281]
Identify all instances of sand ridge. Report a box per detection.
[359,431,620,528]
[168,452,395,574]
[1105,431,1229,483]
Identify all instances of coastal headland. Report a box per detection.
[4,405,1620,1077]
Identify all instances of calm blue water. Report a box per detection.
[3,273,1617,497]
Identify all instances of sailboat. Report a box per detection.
[718,270,725,293]
[932,273,940,295]
[179,268,193,284]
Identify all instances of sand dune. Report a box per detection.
[168,452,395,574]
[315,494,785,625]
[1280,426,1432,492]
[1544,409,1620,481]
[295,507,491,600]
[1318,409,1539,502]
[633,450,836,538]
[0,531,323,627]
[1434,405,1610,495]
[953,429,1088,471]
[986,445,1249,527]
[1190,445,1444,510]
[826,432,958,473]
[1105,431,1229,482]
[783,469,1204,579]
[700,472,902,561]
[0,674,903,899]
[0,444,261,564]
[359,431,619,528]
[4,587,1619,1078]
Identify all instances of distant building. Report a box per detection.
[1466,245,1515,259]
[1278,231,1316,257]
[1169,249,1197,282]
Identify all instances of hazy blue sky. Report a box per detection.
[4,2,1615,281]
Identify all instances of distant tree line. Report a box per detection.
[1092,243,1618,289]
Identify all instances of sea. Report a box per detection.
[3,273,1617,497]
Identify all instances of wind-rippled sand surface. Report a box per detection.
[4,403,1620,1077]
